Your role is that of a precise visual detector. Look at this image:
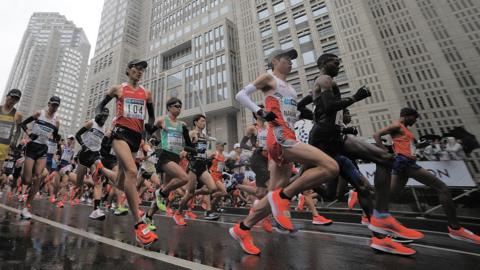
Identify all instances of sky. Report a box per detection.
[0,0,104,97]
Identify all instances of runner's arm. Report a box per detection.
[240,126,256,150]
[19,111,40,133]
[95,86,118,115]
[316,76,355,114]
[11,112,23,147]
[373,123,401,151]
[75,120,93,147]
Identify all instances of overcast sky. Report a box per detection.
[0,0,104,97]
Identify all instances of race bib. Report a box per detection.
[0,122,13,140]
[280,95,298,128]
[32,124,53,138]
[335,110,344,126]
[123,98,145,119]
[4,161,14,169]
[217,161,225,172]
[410,142,417,157]
[167,132,183,153]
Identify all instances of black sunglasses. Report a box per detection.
[170,104,182,109]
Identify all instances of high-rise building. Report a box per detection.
[83,0,147,125]
[4,12,90,136]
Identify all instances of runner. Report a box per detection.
[0,89,23,170]
[374,107,480,244]
[19,96,61,219]
[230,48,339,255]
[95,59,158,246]
[297,53,422,255]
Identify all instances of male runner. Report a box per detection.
[95,59,158,246]
[0,89,23,169]
[231,48,339,255]
[374,108,480,244]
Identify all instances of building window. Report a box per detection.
[273,1,286,13]
[280,39,293,50]
[290,0,302,6]
[261,28,272,38]
[277,21,289,31]
[302,51,316,65]
[298,34,311,44]
[312,5,328,17]
[258,9,269,20]
[294,14,307,25]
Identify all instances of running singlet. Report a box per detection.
[82,120,105,152]
[31,110,57,145]
[47,139,57,155]
[392,121,416,160]
[265,75,298,142]
[0,105,16,145]
[210,151,225,176]
[115,83,147,133]
[256,125,267,149]
[61,145,75,162]
[192,134,208,159]
[160,117,184,155]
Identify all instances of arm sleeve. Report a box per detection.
[297,94,313,109]
[95,95,113,115]
[182,124,193,147]
[240,135,255,150]
[235,84,261,113]
[146,102,155,125]
[20,116,36,132]
[75,127,89,146]
[319,90,355,114]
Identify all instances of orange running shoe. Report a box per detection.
[448,227,480,244]
[312,215,333,225]
[49,195,56,204]
[135,223,158,247]
[173,211,186,226]
[369,215,424,240]
[361,215,370,226]
[297,194,305,211]
[185,210,197,220]
[347,190,358,209]
[56,201,64,208]
[138,210,145,218]
[262,218,273,233]
[92,161,104,184]
[229,223,261,255]
[267,189,293,231]
[168,191,175,202]
[370,236,416,256]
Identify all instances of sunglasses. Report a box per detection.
[170,104,182,109]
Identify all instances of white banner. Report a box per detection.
[358,160,476,187]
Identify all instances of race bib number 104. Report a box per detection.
[123,98,145,119]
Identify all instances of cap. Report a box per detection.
[267,48,298,65]
[67,134,75,139]
[400,107,419,118]
[216,141,227,146]
[234,143,241,149]
[127,59,148,69]
[49,96,61,105]
[7,89,22,98]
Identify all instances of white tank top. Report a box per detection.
[267,75,298,130]
[256,126,267,148]
[47,139,58,155]
[61,145,75,162]
[31,110,57,145]
[82,120,105,152]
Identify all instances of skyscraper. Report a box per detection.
[4,12,90,136]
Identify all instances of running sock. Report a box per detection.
[94,199,100,210]
[279,190,291,200]
[240,222,251,231]
[373,209,390,219]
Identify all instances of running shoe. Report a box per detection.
[154,189,167,212]
[114,206,129,216]
[448,227,480,244]
[267,189,293,231]
[229,223,260,255]
[370,236,416,256]
[89,208,106,220]
[361,215,370,226]
[20,207,32,220]
[296,194,305,211]
[312,215,333,225]
[138,210,145,218]
[141,213,157,231]
[92,161,104,183]
[173,211,186,226]
[347,190,358,209]
[184,210,197,220]
[135,223,158,247]
[262,217,273,233]
[369,215,424,240]
[56,201,64,208]
[204,212,220,221]
[49,195,56,204]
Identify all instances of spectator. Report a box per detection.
[445,137,465,160]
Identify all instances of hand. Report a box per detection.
[28,133,39,141]
[343,127,358,136]
[256,109,277,122]
[352,86,371,102]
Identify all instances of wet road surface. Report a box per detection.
[0,197,479,270]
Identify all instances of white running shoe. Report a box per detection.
[20,207,32,220]
[89,208,106,220]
